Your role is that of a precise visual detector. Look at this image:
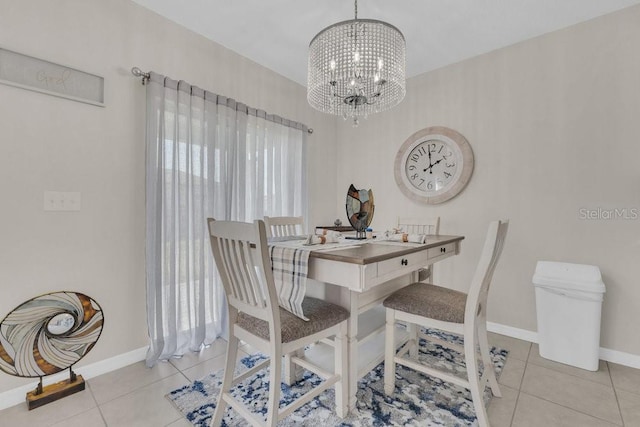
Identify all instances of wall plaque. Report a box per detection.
[0,48,104,107]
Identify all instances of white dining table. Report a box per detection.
[287,235,465,413]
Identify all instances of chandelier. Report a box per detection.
[307,0,406,126]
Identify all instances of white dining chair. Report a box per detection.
[383,220,509,427]
[397,216,440,236]
[207,218,349,426]
[263,215,308,384]
[264,216,304,238]
[397,216,440,282]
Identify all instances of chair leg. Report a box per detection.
[284,349,304,386]
[211,313,240,427]
[477,317,501,397]
[266,346,282,427]
[425,265,433,282]
[384,309,396,396]
[334,322,349,418]
[464,326,489,427]
[408,323,418,359]
[347,303,359,412]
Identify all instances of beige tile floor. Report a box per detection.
[1,333,639,426]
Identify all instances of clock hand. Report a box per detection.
[427,149,434,174]
[423,158,443,173]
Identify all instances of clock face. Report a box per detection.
[404,139,460,193]
[394,127,474,204]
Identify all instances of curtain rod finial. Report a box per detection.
[131,67,150,85]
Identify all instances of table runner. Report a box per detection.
[268,236,373,320]
[269,245,310,321]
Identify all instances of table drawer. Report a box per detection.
[376,250,430,278]
[427,243,457,261]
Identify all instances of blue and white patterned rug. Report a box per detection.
[167,329,508,426]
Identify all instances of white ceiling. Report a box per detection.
[131,0,640,86]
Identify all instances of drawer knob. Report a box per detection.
[440,247,446,253]
[401,258,408,266]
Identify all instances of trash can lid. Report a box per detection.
[533,261,605,294]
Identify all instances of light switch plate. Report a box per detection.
[44,191,81,211]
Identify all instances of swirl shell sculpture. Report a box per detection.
[0,292,103,378]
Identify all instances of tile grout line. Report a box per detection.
[172,347,250,384]
[507,342,532,426]
[88,382,110,427]
[168,358,193,384]
[96,364,190,427]
[508,382,522,426]
[516,390,624,426]
[607,362,626,427]
[521,344,624,426]
[525,360,616,388]
[92,367,185,407]
[40,382,109,427]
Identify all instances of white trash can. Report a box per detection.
[533,261,605,371]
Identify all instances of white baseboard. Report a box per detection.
[600,347,640,369]
[0,346,148,411]
[487,321,539,343]
[487,321,640,370]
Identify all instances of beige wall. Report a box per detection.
[0,0,337,394]
[334,6,640,356]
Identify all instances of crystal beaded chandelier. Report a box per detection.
[307,0,406,126]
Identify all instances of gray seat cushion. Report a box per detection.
[383,282,467,323]
[238,297,349,343]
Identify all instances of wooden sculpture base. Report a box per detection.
[26,374,85,410]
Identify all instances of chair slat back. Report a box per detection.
[397,217,440,235]
[208,219,279,321]
[264,216,304,238]
[466,220,509,320]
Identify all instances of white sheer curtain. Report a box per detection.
[145,72,308,366]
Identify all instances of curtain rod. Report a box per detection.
[130,67,313,134]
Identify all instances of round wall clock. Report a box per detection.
[394,126,474,204]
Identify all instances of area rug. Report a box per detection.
[167,329,508,426]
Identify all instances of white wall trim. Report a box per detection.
[600,347,640,370]
[488,321,640,369]
[0,346,148,411]
[487,321,539,343]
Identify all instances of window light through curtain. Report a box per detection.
[144,72,308,366]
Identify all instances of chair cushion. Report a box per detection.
[383,283,467,323]
[237,297,349,343]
